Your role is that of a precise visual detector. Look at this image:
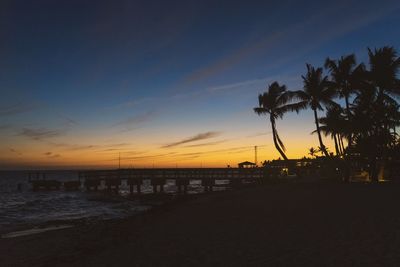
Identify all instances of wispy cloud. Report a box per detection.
[162,131,221,148]
[44,152,61,158]
[9,148,22,156]
[106,143,130,147]
[154,146,259,163]
[19,128,65,141]
[173,1,400,92]
[247,132,272,138]
[0,103,36,117]
[96,144,134,152]
[98,148,123,152]
[207,78,268,93]
[59,115,78,126]
[184,140,227,148]
[116,110,157,131]
[101,145,266,164]
[107,97,157,111]
[49,142,131,152]
[108,152,178,161]
[50,142,98,150]
[179,145,267,156]
[0,124,12,131]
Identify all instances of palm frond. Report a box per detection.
[253,107,268,115]
[276,101,309,115]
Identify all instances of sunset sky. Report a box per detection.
[1,0,400,169]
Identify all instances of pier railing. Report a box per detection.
[79,168,265,180]
[28,168,270,193]
[79,168,266,193]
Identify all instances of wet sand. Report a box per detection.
[1,181,400,266]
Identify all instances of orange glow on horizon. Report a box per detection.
[1,134,336,170]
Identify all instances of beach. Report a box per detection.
[2,1,399,266]
[1,181,400,266]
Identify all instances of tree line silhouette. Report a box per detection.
[254,46,399,182]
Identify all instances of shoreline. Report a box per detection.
[2,181,400,266]
[0,190,201,237]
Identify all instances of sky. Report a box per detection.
[1,0,400,169]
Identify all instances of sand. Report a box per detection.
[1,181,400,266]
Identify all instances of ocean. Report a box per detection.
[0,170,151,234]
[0,170,228,235]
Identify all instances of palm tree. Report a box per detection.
[316,105,347,156]
[324,54,365,147]
[367,47,400,136]
[254,82,306,160]
[308,147,319,158]
[324,54,365,114]
[348,47,400,182]
[367,46,400,99]
[368,47,400,154]
[296,64,338,157]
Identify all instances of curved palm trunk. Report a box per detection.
[333,134,340,156]
[270,116,288,160]
[313,108,329,157]
[339,135,345,154]
[338,134,344,155]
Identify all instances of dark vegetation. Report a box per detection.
[254,46,400,182]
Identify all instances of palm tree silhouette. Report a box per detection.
[367,46,400,98]
[324,55,365,112]
[346,46,400,182]
[252,46,399,182]
[308,147,319,158]
[366,47,400,135]
[296,64,337,157]
[366,47,400,146]
[254,82,306,160]
[324,54,365,147]
[316,105,347,156]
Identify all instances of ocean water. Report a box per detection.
[0,170,150,232]
[0,170,229,233]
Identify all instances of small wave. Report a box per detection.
[1,225,73,238]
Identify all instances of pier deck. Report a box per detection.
[80,168,266,193]
[28,168,270,193]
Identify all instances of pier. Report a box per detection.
[28,168,268,193]
[28,172,62,191]
[80,168,266,194]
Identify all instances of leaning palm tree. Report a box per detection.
[254,82,306,160]
[296,64,338,157]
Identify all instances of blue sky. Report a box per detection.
[1,0,400,169]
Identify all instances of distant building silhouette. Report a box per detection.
[238,161,256,168]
